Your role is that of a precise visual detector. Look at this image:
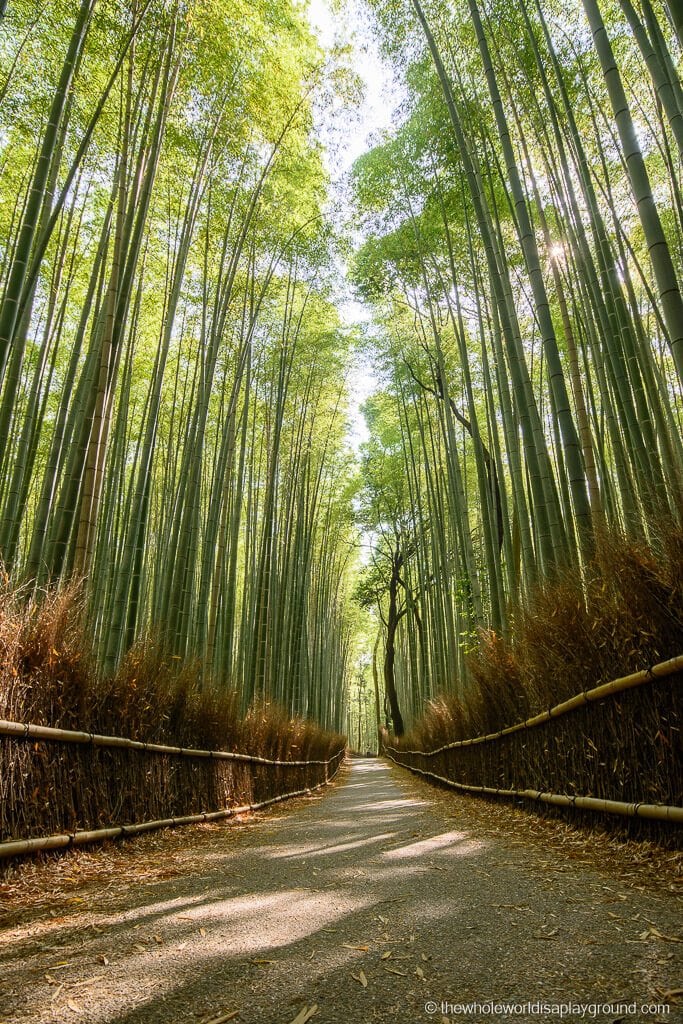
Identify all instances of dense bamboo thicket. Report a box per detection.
[0,0,357,730]
[395,524,683,742]
[0,586,345,843]
[352,0,683,739]
[2,0,682,827]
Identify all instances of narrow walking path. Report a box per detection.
[0,759,680,1023]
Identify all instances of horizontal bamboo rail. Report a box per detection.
[0,753,346,860]
[383,750,683,824]
[384,654,683,757]
[0,717,342,766]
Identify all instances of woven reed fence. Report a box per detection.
[0,718,345,859]
[383,656,683,832]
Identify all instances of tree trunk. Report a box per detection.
[384,550,405,736]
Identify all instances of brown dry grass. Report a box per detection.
[404,520,683,751]
[0,579,343,763]
[0,581,345,854]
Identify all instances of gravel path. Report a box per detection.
[0,758,681,1023]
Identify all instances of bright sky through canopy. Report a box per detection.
[307,0,396,172]
[306,0,397,448]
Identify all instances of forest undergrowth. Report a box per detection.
[0,581,344,763]
[0,580,346,848]
[399,518,683,752]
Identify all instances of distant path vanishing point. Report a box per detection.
[0,758,680,1023]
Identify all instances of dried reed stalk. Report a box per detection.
[0,718,341,766]
[384,752,683,823]
[0,752,345,860]
[386,654,683,756]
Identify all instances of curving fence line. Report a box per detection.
[0,718,342,766]
[383,656,683,829]
[0,718,346,860]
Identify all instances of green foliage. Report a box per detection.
[352,0,683,736]
[0,0,361,735]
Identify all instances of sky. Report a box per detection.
[305,0,397,450]
[307,0,395,173]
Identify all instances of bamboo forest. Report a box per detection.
[0,1,682,1021]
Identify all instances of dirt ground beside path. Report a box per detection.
[0,758,681,1024]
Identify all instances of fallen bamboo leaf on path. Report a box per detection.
[289,1006,318,1024]
[201,1011,240,1024]
[639,926,682,942]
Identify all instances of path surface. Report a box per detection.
[0,759,680,1023]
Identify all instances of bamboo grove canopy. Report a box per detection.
[1,0,683,741]
[0,0,358,730]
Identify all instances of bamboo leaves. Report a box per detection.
[0,0,358,730]
[353,0,683,732]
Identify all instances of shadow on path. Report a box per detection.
[0,758,679,1023]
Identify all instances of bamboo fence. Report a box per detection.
[0,717,346,859]
[384,656,683,832]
